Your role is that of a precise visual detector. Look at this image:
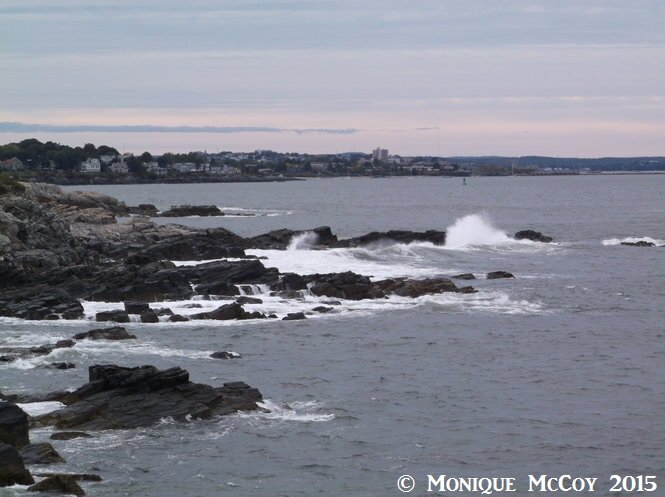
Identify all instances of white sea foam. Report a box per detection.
[287,231,319,250]
[17,401,65,416]
[445,213,512,249]
[238,399,335,423]
[602,236,664,246]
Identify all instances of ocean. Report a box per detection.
[2,175,664,496]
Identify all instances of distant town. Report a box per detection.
[1,138,665,185]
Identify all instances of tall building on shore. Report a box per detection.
[372,148,389,161]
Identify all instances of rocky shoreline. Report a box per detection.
[0,182,547,322]
[0,182,556,493]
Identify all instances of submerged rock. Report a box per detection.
[0,442,34,486]
[514,230,553,243]
[620,240,655,247]
[49,432,92,441]
[210,351,241,360]
[282,312,307,321]
[33,365,262,430]
[486,271,515,280]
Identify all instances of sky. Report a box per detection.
[1,0,664,156]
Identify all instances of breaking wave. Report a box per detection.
[602,236,664,246]
[287,231,319,250]
[445,213,510,249]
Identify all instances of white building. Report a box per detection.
[80,158,101,173]
[171,162,197,173]
[109,161,129,174]
[372,148,389,162]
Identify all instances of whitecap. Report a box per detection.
[601,236,664,246]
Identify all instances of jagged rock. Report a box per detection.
[183,259,278,295]
[282,312,307,321]
[0,289,84,321]
[140,310,160,323]
[49,432,92,441]
[28,474,84,496]
[168,314,189,322]
[306,271,378,300]
[235,296,263,305]
[0,403,30,448]
[453,273,476,280]
[54,340,75,349]
[159,205,223,217]
[73,327,136,341]
[124,302,150,315]
[514,230,553,243]
[210,351,241,359]
[271,273,308,291]
[19,443,65,465]
[33,365,262,430]
[0,442,34,486]
[95,310,130,323]
[486,271,515,280]
[87,262,195,302]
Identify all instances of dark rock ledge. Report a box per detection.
[32,364,262,430]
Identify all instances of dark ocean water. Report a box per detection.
[2,175,664,496]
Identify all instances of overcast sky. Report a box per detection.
[1,0,664,156]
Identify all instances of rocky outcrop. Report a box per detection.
[247,226,338,250]
[19,443,66,465]
[184,259,279,296]
[0,442,34,486]
[374,277,475,297]
[33,365,262,430]
[514,230,553,243]
[302,272,472,300]
[28,474,85,496]
[486,271,515,279]
[73,327,137,341]
[338,229,446,247]
[282,312,307,321]
[159,205,223,217]
[190,303,264,321]
[0,403,30,449]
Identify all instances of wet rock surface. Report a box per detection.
[28,474,85,496]
[0,442,35,486]
[19,442,66,465]
[514,230,554,243]
[0,402,30,449]
[32,365,262,430]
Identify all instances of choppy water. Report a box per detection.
[2,176,664,496]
